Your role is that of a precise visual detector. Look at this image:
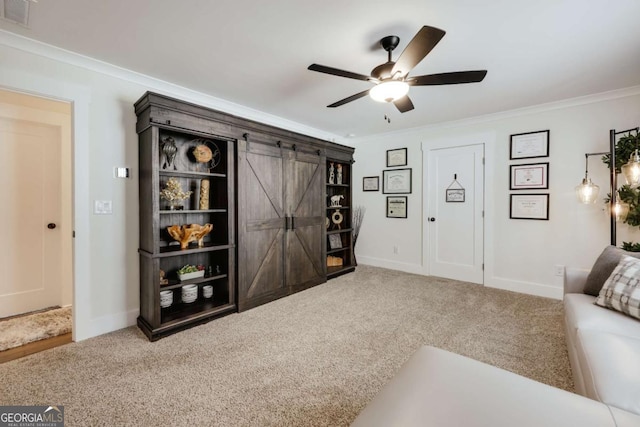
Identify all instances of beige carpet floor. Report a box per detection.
[0,266,573,426]
[0,307,72,351]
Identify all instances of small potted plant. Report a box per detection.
[160,177,192,210]
[177,264,205,282]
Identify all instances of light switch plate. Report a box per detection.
[94,200,113,215]
[114,167,130,178]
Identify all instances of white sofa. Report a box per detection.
[351,346,640,426]
[564,268,640,416]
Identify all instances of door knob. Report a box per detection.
[47,223,57,229]
[429,217,436,222]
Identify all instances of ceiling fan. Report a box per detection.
[308,25,487,113]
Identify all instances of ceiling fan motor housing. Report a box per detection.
[371,62,395,80]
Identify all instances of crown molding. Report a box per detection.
[0,29,344,144]
[353,85,640,142]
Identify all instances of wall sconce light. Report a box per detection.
[576,152,608,204]
[622,149,640,187]
[613,201,630,222]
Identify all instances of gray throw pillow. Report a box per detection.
[584,246,640,296]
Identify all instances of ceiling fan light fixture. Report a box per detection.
[369,81,409,103]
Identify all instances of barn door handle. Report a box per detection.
[429,217,436,222]
[285,216,296,230]
[47,223,57,229]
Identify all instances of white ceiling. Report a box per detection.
[2,0,640,138]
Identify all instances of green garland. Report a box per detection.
[602,132,640,230]
[602,133,640,173]
[616,184,640,227]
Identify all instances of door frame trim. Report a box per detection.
[421,131,496,281]
[1,76,92,341]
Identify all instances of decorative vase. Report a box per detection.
[161,136,178,170]
[199,179,210,210]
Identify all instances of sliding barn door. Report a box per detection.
[284,149,326,291]
[237,141,286,311]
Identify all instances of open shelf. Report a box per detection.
[327,265,356,278]
[327,228,353,235]
[160,274,228,290]
[160,170,226,179]
[157,243,234,257]
[327,206,350,209]
[161,298,232,326]
[327,183,349,187]
[160,209,227,215]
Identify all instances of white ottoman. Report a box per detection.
[351,346,639,427]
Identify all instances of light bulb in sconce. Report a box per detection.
[575,178,600,204]
[613,201,630,222]
[622,149,640,187]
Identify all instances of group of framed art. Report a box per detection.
[363,148,411,219]
[509,130,550,220]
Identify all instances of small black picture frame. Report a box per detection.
[510,194,549,220]
[509,130,550,160]
[387,196,408,218]
[510,162,549,190]
[383,168,412,194]
[387,148,408,167]
[363,176,379,192]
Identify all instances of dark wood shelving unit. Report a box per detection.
[134,91,356,336]
[325,155,356,279]
[135,92,237,341]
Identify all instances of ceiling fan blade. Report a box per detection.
[410,70,488,86]
[391,26,446,78]
[327,89,371,108]
[308,64,372,81]
[394,95,414,113]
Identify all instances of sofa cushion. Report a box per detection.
[595,255,640,320]
[564,293,640,341]
[576,329,640,415]
[584,246,640,296]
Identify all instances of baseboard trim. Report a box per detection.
[357,256,423,275]
[85,309,139,340]
[486,276,563,300]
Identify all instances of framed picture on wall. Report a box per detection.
[383,168,412,194]
[386,148,408,167]
[363,176,379,192]
[510,194,549,220]
[387,196,408,218]
[510,130,550,159]
[510,162,549,190]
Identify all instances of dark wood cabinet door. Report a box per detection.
[237,142,286,311]
[284,150,326,291]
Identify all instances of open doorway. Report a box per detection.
[0,88,73,362]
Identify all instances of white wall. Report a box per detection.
[352,89,640,299]
[0,31,343,340]
[2,29,639,339]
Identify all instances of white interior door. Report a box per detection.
[0,116,62,317]
[427,144,484,284]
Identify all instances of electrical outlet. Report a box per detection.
[554,265,565,277]
[393,245,399,254]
